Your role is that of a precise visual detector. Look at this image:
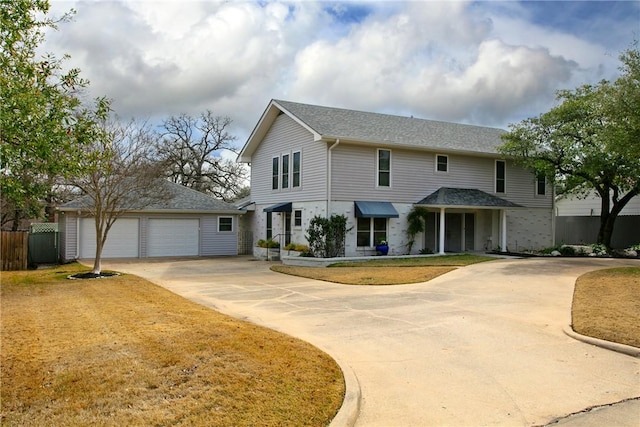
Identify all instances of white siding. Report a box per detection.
[251,114,327,205]
[557,193,640,216]
[201,216,238,256]
[58,212,78,262]
[330,143,553,209]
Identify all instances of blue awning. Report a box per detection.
[264,202,292,213]
[354,201,399,218]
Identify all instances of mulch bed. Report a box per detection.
[68,272,121,280]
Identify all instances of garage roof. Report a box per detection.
[58,181,244,214]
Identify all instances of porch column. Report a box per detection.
[501,209,507,252]
[439,207,446,255]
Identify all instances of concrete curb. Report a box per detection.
[563,326,640,358]
[329,357,362,427]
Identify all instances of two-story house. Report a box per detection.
[238,100,554,257]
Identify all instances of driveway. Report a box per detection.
[100,256,640,426]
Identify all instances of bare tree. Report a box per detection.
[68,117,170,274]
[157,111,248,201]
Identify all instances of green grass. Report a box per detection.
[328,254,496,267]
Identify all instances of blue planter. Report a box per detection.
[375,244,389,256]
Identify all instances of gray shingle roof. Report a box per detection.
[416,187,523,208]
[59,181,242,213]
[274,100,506,154]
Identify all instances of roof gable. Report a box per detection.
[238,99,506,162]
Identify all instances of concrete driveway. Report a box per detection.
[100,256,640,426]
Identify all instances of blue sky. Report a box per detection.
[45,0,639,144]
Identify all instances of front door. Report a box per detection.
[445,213,463,252]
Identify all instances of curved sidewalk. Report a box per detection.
[102,256,640,426]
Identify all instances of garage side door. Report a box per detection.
[147,219,199,257]
[79,218,140,258]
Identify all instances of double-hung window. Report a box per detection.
[377,149,391,187]
[495,160,506,193]
[294,210,302,227]
[218,217,233,232]
[357,217,387,247]
[272,157,279,190]
[273,152,301,191]
[292,151,301,188]
[436,154,448,173]
[282,153,290,189]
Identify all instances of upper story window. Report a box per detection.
[272,157,279,190]
[218,217,233,232]
[436,154,448,173]
[377,149,391,187]
[292,151,301,188]
[282,153,290,189]
[495,160,506,193]
[272,152,301,191]
[536,172,546,196]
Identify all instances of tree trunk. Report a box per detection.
[596,187,637,249]
[11,209,20,231]
[92,243,102,275]
[597,212,617,249]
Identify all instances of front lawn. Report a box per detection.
[0,263,344,426]
[572,267,640,348]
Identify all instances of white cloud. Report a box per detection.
[43,0,636,137]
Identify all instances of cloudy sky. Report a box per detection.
[45,0,639,146]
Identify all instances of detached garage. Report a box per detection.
[58,182,244,262]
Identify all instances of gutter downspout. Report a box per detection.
[327,139,340,217]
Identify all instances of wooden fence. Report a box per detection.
[1,231,29,271]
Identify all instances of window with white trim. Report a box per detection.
[272,157,279,190]
[436,154,448,173]
[292,151,301,188]
[218,217,233,232]
[294,210,302,228]
[282,153,290,189]
[377,149,391,187]
[356,217,387,247]
[495,160,506,193]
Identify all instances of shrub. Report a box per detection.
[283,243,310,252]
[419,248,433,255]
[257,239,279,248]
[590,243,608,254]
[306,215,350,258]
[560,245,576,256]
[541,245,562,255]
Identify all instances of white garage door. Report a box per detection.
[147,219,199,257]
[79,218,139,258]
